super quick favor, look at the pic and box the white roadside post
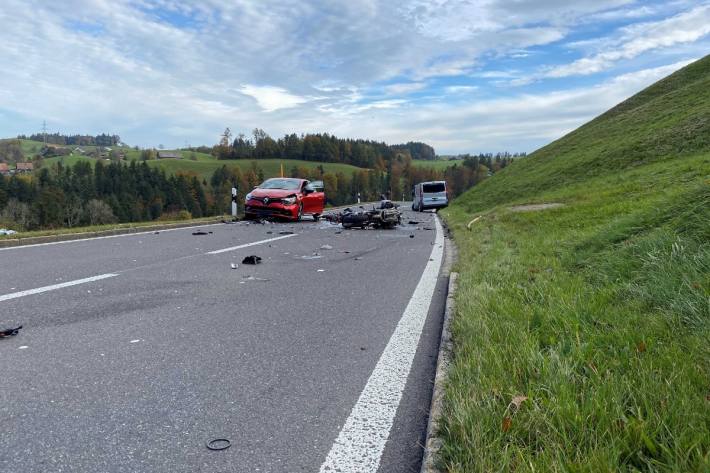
[231,187,238,218]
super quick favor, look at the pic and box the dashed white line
[205,233,297,254]
[319,215,444,472]
[0,273,118,302]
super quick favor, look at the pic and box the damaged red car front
[244,178,325,221]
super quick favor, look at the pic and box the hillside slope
[460,54,710,211]
[438,56,709,471]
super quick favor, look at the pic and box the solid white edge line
[0,223,225,252]
[319,215,444,473]
[0,273,119,302]
[206,233,297,254]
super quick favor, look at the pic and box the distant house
[15,162,34,173]
[74,147,85,154]
[157,151,182,159]
[0,163,10,175]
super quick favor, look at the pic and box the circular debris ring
[206,438,231,451]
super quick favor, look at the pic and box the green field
[412,158,462,170]
[41,153,368,181]
[438,56,710,471]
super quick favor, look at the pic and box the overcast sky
[0,0,708,154]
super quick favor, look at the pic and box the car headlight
[245,192,253,201]
[282,196,297,205]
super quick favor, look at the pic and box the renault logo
[263,197,269,205]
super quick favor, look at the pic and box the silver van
[412,181,448,212]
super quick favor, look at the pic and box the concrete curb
[421,226,458,473]
[0,219,224,248]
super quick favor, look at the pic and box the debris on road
[242,255,262,265]
[242,275,270,282]
[408,220,419,225]
[230,263,238,269]
[192,230,213,236]
[206,439,231,451]
[278,231,294,235]
[317,269,325,272]
[410,234,415,238]
[320,244,333,250]
[0,325,22,338]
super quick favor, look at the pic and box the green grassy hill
[439,56,710,471]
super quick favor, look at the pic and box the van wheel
[418,202,424,212]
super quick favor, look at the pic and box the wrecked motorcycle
[325,200,402,229]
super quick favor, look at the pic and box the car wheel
[296,203,303,221]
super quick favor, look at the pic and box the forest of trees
[0,161,207,230]
[16,133,121,147]
[212,128,436,168]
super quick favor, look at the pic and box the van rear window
[423,183,445,193]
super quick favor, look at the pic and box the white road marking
[0,274,118,302]
[0,223,224,252]
[205,234,297,254]
[319,215,444,472]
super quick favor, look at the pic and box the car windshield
[423,183,446,193]
[259,179,301,190]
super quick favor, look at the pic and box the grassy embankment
[438,55,710,471]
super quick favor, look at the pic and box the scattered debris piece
[243,275,270,282]
[408,220,419,225]
[324,200,402,229]
[467,216,482,230]
[409,234,415,239]
[206,439,231,451]
[334,231,342,234]
[320,244,333,250]
[423,227,434,230]
[230,263,238,269]
[154,231,160,235]
[300,254,322,260]
[192,230,211,236]
[354,257,362,261]
[266,231,273,234]
[129,339,140,343]
[317,269,325,272]
[510,395,528,410]
[0,325,22,338]
[18,346,28,350]
[242,255,262,265]
[279,231,294,235]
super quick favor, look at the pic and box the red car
[244,178,325,221]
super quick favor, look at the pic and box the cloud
[547,4,710,77]
[239,85,310,112]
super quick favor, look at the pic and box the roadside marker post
[231,187,238,217]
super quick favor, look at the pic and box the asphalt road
[0,205,449,473]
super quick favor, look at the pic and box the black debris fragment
[408,220,419,225]
[409,234,415,238]
[192,230,210,236]
[242,255,262,265]
[206,439,231,451]
[0,325,22,338]
[266,231,273,234]
[278,231,294,235]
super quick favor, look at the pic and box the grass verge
[437,152,710,471]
